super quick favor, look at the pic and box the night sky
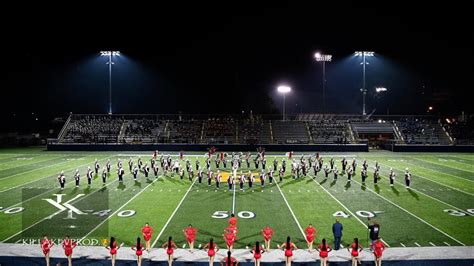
[2,1,472,130]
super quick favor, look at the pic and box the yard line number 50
[212,211,255,219]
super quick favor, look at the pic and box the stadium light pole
[277,85,291,121]
[314,52,332,116]
[355,51,374,116]
[100,51,120,115]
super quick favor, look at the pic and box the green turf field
[0,147,472,250]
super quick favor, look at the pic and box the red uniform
[224,257,237,266]
[226,225,238,235]
[351,243,360,257]
[253,247,262,259]
[224,233,236,247]
[185,227,197,243]
[228,216,237,226]
[133,244,144,256]
[318,244,329,258]
[141,225,154,241]
[109,241,117,255]
[62,239,77,257]
[305,226,317,242]
[207,243,216,257]
[284,243,294,257]
[373,241,385,258]
[41,239,53,255]
[166,241,175,255]
[262,227,274,241]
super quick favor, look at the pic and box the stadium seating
[202,117,237,144]
[271,121,310,144]
[396,118,451,145]
[442,117,474,145]
[62,115,124,143]
[308,119,351,144]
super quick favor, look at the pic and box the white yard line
[79,176,163,242]
[444,242,451,246]
[232,177,237,214]
[274,181,307,238]
[403,160,474,183]
[151,178,197,248]
[3,177,120,242]
[414,242,421,247]
[351,179,465,246]
[400,243,406,247]
[429,242,436,246]
[0,155,112,194]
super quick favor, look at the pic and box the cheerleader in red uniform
[347,238,363,266]
[221,250,238,266]
[223,231,237,251]
[141,222,154,251]
[316,238,332,266]
[183,224,198,251]
[41,235,54,266]
[250,241,265,266]
[62,235,77,266]
[162,236,177,266]
[304,224,317,251]
[280,236,297,266]
[228,213,237,228]
[105,237,122,266]
[373,237,386,266]
[261,225,274,251]
[131,237,145,266]
[204,238,219,266]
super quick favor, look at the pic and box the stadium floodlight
[355,51,375,116]
[314,52,332,116]
[375,87,387,93]
[100,50,121,115]
[277,85,291,121]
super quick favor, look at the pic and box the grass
[0,147,472,249]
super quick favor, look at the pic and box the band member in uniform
[228,174,234,190]
[254,157,259,169]
[273,159,278,171]
[143,163,150,178]
[105,236,122,266]
[141,222,154,251]
[215,157,220,169]
[189,168,194,181]
[196,159,200,170]
[348,238,363,266]
[251,241,264,266]
[198,167,204,184]
[318,157,324,170]
[118,166,125,182]
[102,167,107,184]
[347,167,353,181]
[280,236,297,266]
[179,167,185,180]
[204,238,219,266]
[133,165,139,180]
[373,168,380,184]
[305,224,317,251]
[372,237,386,266]
[162,236,177,266]
[208,170,213,186]
[206,157,211,170]
[153,163,159,177]
[288,151,293,160]
[351,158,357,175]
[341,157,347,173]
[94,159,100,174]
[268,168,274,184]
[132,237,145,266]
[248,171,254,189]
[117,159,123,169]
[216,170,221,189]
[58,171,66,190]
[260,170,266,187]
[87,167,93,186]
[74,169,80,187]
[262,225,274,251]
[389,168,396,186]
[317,239,332,266]
[279,167,284,182]
[333,167,339,180]
[179,151,184,160]
[329,158,335,170]
[262,158,267,170]
[323,164,330,179]
[361,168,367,183]
[183,224,198,251]
[106,159,111,173]
[405,168,412,188]
[238,171,246,191]
[138,157,143,169]
[282,159,287,172]
[223,157,228,169]
[245,153,251,168]
[41,235,54,266]
[362,160,368,171]
[128,157,134,172]
[62,235,77,266]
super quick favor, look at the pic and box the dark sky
[2,1,473,126]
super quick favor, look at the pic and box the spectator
[332,219,343,250]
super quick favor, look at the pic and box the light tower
[355,51,374,116]
[277,85,292,121]
[100,51,121,114]
[314,52,332,115]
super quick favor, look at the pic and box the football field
[0,147,473,250]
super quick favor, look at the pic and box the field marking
[416,157,474,174]
[0,155,113,194]
[444,242,451,246]
[376,161,474,197]
[429,242,436,246]
[232,178,236,214]
[401,160,474,184]
[2,176,121,242]
[373,164,474,216]
[79,176,163,243]
[400,243,406,247]
[0,156,117,211]
[308,175,390,247]
[414,242,421,247]
[151,178,198,248]
[0,155,85,181]
[351,179,465,246]
[274,181,307,238]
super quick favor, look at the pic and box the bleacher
[238,118,272,145]
[396,118,451,145]
[122,118,166,144]
[308,119,350,144]
[271,121,309,144]
[166,120,202,144]
[61,115,123,143]
[443,118,474,145]
[202,117,236,144]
